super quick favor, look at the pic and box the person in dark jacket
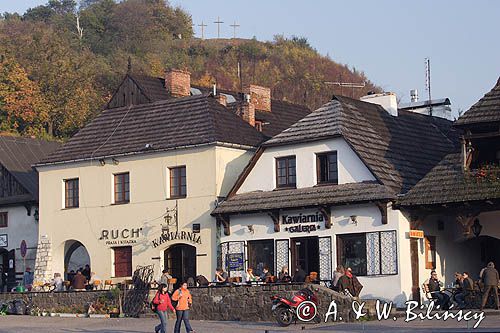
[153,283,175,333]
[480,262,499,310]
[292,266,307,283]
[338,267,363,297]
[455,272,474,309]
[423,270,448,308]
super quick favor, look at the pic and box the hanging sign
[409,230,424,239]
[281,211,324,233]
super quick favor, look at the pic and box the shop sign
[151,230,202,248]
[409,230,424,239]
[227,253,244,271]
[281,212,324,233]
[99,228,142,245]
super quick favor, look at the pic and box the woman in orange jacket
[171,281,195,333]
[153,283,175,333]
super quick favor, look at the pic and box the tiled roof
[38,94,266,165]
[264,96,459,193]
[455,77,500,126]
[212,181,394,215]
[0,135,60,201]
[125,75,311,137]
[397,153,500,206]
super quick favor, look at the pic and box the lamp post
[162,201,178,235]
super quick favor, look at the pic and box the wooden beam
[267,210,280,232]
[376,202,388,225]
[216,214,231,236]
[319,205,331,229]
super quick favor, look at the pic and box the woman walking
[172,281,196,333]
[153,283,175,333]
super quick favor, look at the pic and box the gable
[107,76,152,109]
[0,164,30,199]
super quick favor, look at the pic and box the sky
[2,0,500,115]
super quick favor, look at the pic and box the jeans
[174,310,193,333]
[430,291,448,309]
[481,285,499,309]
[155,310,168,333]
[454,292,466,308]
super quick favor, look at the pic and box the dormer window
[466,137,500,170]
[317,151,338,184]
[276,156,296,188]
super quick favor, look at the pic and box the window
[169,166,186,198]
[64,178,79,208]
[276,156,296,188]
[425,236,436,269]
[114,246,132,277]
[317,152,338,184]
[337,231,398,276]
[114,172,130,204]
[0,212,7,228]
[248,239,275,276]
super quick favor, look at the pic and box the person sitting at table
[86,272,100,290]
[23,267,34,291]
[71,270,87,291]
[52,273,64,292]
[260,267,272,282]
[244,268,259,283]
[214,267,228,285]
[292,265,307,283]
[455,271,474,309]
[423,270,448,308]
[278,266,292,283]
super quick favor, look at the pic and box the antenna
[214,16,224,39]
[198,21,207,39]
[230,21,240,39]
[425,58,432,116]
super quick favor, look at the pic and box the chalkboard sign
[227,253,244,271]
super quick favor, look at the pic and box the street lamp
[471,218,482,237]
[161,202,178,235]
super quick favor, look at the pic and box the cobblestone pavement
[0,314,499,333]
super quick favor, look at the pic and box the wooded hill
[0,0,380,139]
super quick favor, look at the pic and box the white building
[0,136,59,290]
[33,69,310,285]
[213,93,459,305]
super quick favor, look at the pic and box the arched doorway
[64,240,90,280]
[164,244,196,289]
[478,236,500,270]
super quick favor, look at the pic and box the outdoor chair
[93,279,101,290]
[104,280,113,290]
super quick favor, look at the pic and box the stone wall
[155,284,353,322]
[0,290,115,312]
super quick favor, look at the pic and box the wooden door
[114,246,132,277]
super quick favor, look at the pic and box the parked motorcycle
[271,288,320,327]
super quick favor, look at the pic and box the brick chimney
[240,101,255,127]
[165,69,191,97]
[244,84,271,112]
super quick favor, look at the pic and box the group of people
[52,264,100,291]
[423,262,500,310]
[152,280,195,333]
[213,265,321,285]
[331,265,363,297]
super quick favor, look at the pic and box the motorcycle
[270,288,320,327]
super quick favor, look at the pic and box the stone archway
[64,240,90,279]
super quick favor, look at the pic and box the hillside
[0,0,380,139]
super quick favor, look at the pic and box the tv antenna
[198,21,207,39]
[214,16,224,39]
[230,21,240,39]
[425,57,432,115]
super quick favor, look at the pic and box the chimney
[243,84,271,112]
[215,94,227,107]
[165,69,191,97]
[360,92,398,116]
[410,89,419,102]
[240,101,255,127]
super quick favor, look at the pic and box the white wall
[0,205,38,272]
[221,203,412,306]
[237,137,376,193]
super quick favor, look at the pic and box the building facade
[0,136,59,289]
[213,94,459,305]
